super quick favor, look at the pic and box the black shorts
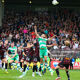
[19,55,24,61]
[58,62,69,69]
[0,51,6,60]
[19,56,24,61]
[0,56,5,60]
[24,56,33,63]
[33,56,40,63]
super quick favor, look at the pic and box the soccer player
[18,45,24,71]
[0,40,8,73]
[32,39,42,77]
[55,57,70,80]
[34,25,55,76]
[7,42,21,70]
[42,45,55,74]
[19,42,34,78]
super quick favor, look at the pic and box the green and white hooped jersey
[38,37,48,49]
[8,46,17,56]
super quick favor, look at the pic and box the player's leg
[40,58,44,72]
[40,49,44,73]
[32,57,37,77]
[1,57,4,70]
[15,55,21,70]
[8,58,14,69]
[55,66,61,80]
[65,65,70,80]
[71,63,73,70]
[38,66,42,76]
[20,59,24,71]
[19,56,30,78]
[15,60,20,70]
[9,59,14,70]
[37,57,42,76]
[44,50,54,75]
[72,64,73,70]
[23,62,27,72]
[44,56,47,73]
[70,64,71,70]
[32,62,37,77]
[2,62,4,69]
[1,54,5,69]
[19,55,24,69]
[55,62,62,80]
[19,61,28,78]
[44,56,54,75]
[65,69,70,80]
[9,62,11,69]
[32,58,42,77]
[35,62,41,76]
[2,58,8,73]
[44,49,48,70]
[39,65,41,72]
[8,57,12,69]
[2,58,7,70]
[40,49,47,75]
[9,55,15,67]
[20,61,22,69]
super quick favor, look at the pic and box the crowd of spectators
[0,8,80,50]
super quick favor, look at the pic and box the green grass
[0,69,80,80]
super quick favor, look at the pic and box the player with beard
[34,25,55,76]
[19,41,34,78]
[0,40,8,73]
[32,39,42,77]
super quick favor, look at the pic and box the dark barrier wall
[5,4,80,13]
[4,0,80,12]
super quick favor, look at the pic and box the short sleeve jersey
[38,37,48,49]
[8,46,17,55]
[62,57,70,64]
[18,49,24,56]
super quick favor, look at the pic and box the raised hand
[34,25,37,29]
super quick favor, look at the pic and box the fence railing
[49,49,80,58]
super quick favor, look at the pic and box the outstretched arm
[34,25,40,38]
[48,35,56,41]
[24,44,34,49]
[47,44,53,47]
[46,43,56,47]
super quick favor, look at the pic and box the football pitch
[0,69,80,80]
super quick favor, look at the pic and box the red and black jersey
[62,57,70,64]
[18,50,23,57]
[24,47,34,57]
[0,46,3,55]
[18,50,24,60]
[0,45,8,59]
[1,45,8,52]
[0,45,8,54]
[58,57,70,69]
[34,42,39,57]
[24,48,30,56]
